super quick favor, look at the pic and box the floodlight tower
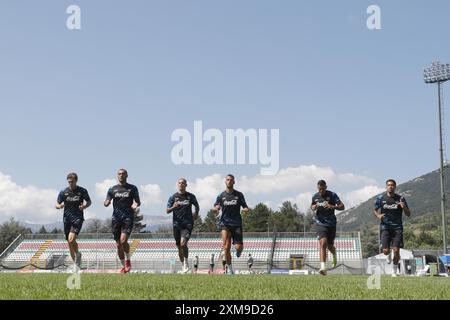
[423,61,450,254]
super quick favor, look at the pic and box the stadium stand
[0,232,363,274]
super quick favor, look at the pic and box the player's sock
[125,252,131,260]
[320,262,326,270]
[120,259,125,267]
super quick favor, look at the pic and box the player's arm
[166,195,179,214]
[373,197,384,221]
[104,188,113,207]
[310,197,317,211]
[55,191,64,209]
[80,190,92,211]
[333,194,345,211]
[192,195,200,220]
[240,193,249,213]
[131,186,141,211]
[399,197,411,217]
[213,195,221,214]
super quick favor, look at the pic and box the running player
[193,255,199,274]
[56,172,91,271]
[166,178,200,273]
[213,174,249,275]
[373,179,411,277]
[104,169,141,273]
[209,253,215,274]
[247,253,254,272]
[311,180,345,275]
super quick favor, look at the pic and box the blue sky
[0,0,449,223]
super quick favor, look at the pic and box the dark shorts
[64,218,83,240]
[173,224,193,246]
[381,228,403,249]
[112,216,134,242]
[222,225,243,245]
[315,224,336,246]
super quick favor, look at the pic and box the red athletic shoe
[120,267,126,274]
[124,260,131,273]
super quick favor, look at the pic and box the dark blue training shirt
[106,183,140,219]
[214,190,248,227]
[167,191,199,228]
[311,190,342,227]
[374,193,408,230]
[57,186,91,222]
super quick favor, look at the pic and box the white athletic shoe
[182,262,190,274]
[392,264,400,277]
[226,265,234,275]
[385,252,392,264]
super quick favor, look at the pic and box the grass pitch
[0,273,448,300]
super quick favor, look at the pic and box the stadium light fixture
[423,61,450,254]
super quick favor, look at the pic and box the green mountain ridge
[338,166,450,232]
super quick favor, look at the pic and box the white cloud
[140,184,163,206]
[342,185,384,209]
[180,165,381,216]
[0,172,59,224]
[238,165,376,195]
[95,178,116,198]
[187,174,223,214]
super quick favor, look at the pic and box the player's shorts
[64,218,83,240]
[173,224,193,246]
[112,215,134,242]
[315,224,336,246]
[380,228,403,249]
[221,225,243,245]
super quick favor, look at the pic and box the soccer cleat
[331,253,337,268]
[120,267,126,274]
[319,268,327,276]
[124,260,131,273]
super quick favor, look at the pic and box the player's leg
[316,224,329,275]
[180,226,192,273]
[327,227,337,268]
[121,217,134,273]
[221,228,232,264]
[232,226,244,258]
[319,237,328,275]
[64,221,76,262]
[391,229,403,276]
[112,218,125,272]
[174,227,184,264]
[222,228,234,274]
[381,229,392,264]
